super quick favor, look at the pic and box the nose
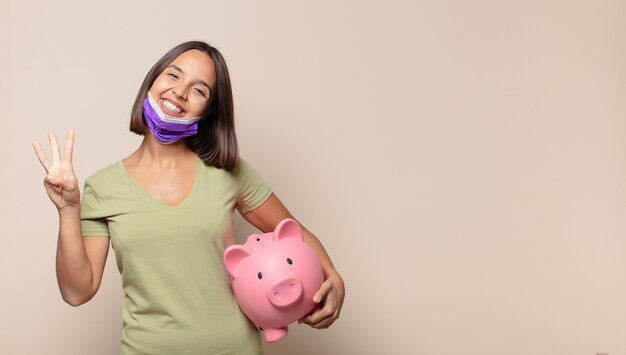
[267,276,303,308]
[172,83,188,100]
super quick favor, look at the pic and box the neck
[131,132,195,167]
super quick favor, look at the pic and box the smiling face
[149,49,216,119]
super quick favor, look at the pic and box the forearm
[56,205,93,306]
[241,194,341,278]
[301,226,340,278]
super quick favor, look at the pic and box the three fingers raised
[32,129,75,174]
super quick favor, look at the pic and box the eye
[257,272,263,280]
[167,73,179,80]
[287,258,293,265]
[256,238,260,242]
[193,88,207,97]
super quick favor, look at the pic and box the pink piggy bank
[223,218,324,342]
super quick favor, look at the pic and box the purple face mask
[142,92,202,144]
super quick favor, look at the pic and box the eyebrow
[166,64,212,92]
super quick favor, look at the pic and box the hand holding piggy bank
[224,218,324,342]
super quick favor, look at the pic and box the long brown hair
[129,41,238,171]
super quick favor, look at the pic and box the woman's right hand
[33,130,80,212]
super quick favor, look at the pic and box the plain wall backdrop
[1,0,625,354]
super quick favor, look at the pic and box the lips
[159,98,186,117]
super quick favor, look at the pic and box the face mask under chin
[142,92,202,144]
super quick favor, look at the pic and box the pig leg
[264,327,288,342]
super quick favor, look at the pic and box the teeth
[163,100,182,114]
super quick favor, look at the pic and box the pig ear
[224,245,253,277]
[273,218,304,241]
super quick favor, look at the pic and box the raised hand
[33,130,80,211]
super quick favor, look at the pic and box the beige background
[1,0,625,354]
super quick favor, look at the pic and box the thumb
[43,176,59,195]
[47,173,76,192]
[59,173,77,192]
[313,280,332,303]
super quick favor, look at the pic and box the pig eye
[257,272,263,279]
[256,238,260,241]
[287,258,293,265]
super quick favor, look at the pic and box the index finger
[300,300,334,327]
[63,129,75,164]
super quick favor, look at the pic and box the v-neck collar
[118,156,202,209]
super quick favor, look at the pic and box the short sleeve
[235,158,273,213]
[80,178,110,237]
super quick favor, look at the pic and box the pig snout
[267,275,303,308]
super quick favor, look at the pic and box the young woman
[33,41,345,354]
